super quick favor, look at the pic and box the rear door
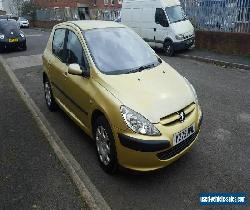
[49,28,69,105]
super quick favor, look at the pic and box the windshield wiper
[127,62,158,74]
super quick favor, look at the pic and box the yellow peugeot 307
[42,20,202,173]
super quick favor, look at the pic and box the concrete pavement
[0,63,86,209]
[177,49,250,70]
[1,28,249,210]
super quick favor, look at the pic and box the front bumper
[20,23,29,27]
[0,39,26,49]
[173,37,195,51]
[115,105,202,171]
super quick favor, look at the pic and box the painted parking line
[25,34,43,37]
[6,54,42,70]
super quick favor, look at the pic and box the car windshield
[0,20,19,32]
[165,5,187,23]
[83,27,160,75]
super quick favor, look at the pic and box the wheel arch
[91,109,107,137]
[43,72,47,84]
[164,37,173,45]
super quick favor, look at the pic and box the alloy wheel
[96,125,111,166]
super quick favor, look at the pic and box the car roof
[0,19,17,24]
[60,20,126,31]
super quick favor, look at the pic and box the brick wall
[30,20,62,29]
[34,0,91,9]
[93,0,122,9]
[195,31,250,56]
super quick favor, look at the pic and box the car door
[49,28,69,106]
[63,29,92,130]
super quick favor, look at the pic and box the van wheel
[164,40,174,56]
[44,77,58,111]
[94,116,118,174]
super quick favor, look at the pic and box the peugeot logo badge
[10,31,14,35]
[177,111,186,123]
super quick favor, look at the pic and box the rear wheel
[163,40,174,56]
[44,77,58,111]
[94,116,118,174]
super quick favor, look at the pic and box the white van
[121,0,195,56]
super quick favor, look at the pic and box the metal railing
[181,0,250,33]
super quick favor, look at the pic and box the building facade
[34,0,122,21]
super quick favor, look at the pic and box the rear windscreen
[0,20,19,33]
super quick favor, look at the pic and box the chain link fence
[181,0,250,33]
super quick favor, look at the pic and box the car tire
[23,44,27,51]
[94,116,118,174]
[43,77,58,112]
[163,40,174,57]
[0,44,4,53]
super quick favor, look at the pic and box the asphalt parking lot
[1,28,249,210]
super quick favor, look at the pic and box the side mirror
[68,64,82,75]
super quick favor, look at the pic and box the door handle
[154,28,156,31]
[63,72,68,78]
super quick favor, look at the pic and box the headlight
[20,33,25,38]
[184,77,198,103]
[175,34,184,40]
[0,34,4,39]
[120,105,161,136]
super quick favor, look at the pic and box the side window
[66,30,86,69]
[52,28,66,62]
[155,8,169,27]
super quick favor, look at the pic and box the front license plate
[173,124,195,146]
[9,38,18,43]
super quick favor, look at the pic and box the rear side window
[65,30,86,69]
[52,28,66,62]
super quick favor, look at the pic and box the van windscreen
[165,6,187,23]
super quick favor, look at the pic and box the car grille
[160,102,196,126]
[156,132,198,160]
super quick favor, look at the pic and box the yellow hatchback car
[42,20,202,173]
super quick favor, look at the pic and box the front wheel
[163,40,174,56]
[94,116,118,174]
[0,45,4,53]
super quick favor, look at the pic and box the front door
[154,8,170,48]
[64,29,91,130]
